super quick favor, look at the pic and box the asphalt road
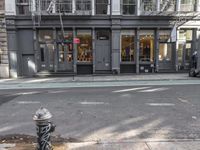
[0,83,200,143]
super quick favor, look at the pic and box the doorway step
[36,70,75,77]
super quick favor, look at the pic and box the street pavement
[0,73,199,90]
[0,73,200,150]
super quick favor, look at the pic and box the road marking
[139,88,168,93]
[16,91,41,95]
[146,103,175,106]
[79,102,109,105]
[17,101,40,104]
[112,87,150,93]
[178,97,190,104]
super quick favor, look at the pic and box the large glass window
[77,30,92,62]
[16,0,30,15]
[121,31,135,62]
[57,31,73,62]
[159,30,172,61]
[76,0,91,11]
[178,29,193,69]
[96,0,110,15]
[141,0,156,11]
[139,30,154,62]
[160,0,176,11]
[122,0,136,15]
[180,0,195,11]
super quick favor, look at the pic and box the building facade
[3,0,200,77]
[0,0,9,78]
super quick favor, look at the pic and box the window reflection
[139,31,154,62]
[121,33,135,62]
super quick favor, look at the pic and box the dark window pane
[40,48,45,62]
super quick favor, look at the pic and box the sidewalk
[0,73,197,84]
[1,140,200,150]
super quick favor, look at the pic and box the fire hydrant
[33,107,55,150]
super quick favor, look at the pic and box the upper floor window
[0,0,4,11]
[16,0,30,15]
[56,0,72,13]
[122,0,136,15]
[180,0,195,11]
[76,0,91,11]
[160,0,176,11]
[96,0,110,15]
[141,0,156,12]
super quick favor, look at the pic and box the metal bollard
[33,107,55,150]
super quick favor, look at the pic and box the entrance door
[39,43,54,71]
[158,43,174,70]
[57,44,73,71]
[178,42,192,70]
[95,30,111,71]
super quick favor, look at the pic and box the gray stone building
[0,0,9,78]
[3,0,200,77]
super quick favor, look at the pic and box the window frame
[120,30,136,63]
[95,0,110,15]
[16,0,30,15]
[121,0,136,15]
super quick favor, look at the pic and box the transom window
[122,0,136,15]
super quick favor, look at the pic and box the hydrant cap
[33,107,52,121]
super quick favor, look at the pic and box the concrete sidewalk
[0,73,197,84]
[1,140,200,150]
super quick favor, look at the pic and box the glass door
[178,42,192,70]
[58,43,73,71]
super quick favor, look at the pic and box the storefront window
[139,30,154,62]
[121,31,135,62]
[185,43,191,61]
[76,0,91,11]
[141,0,156,11]
[96,0,110,15]
[159,44,172,61]
[180,0,195,11]
[39,30,54,42]
[160,0,175,11]
[77,30,92,62]
[159,30,172,61]
[57,31,73,62]
[122,0,136,15]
